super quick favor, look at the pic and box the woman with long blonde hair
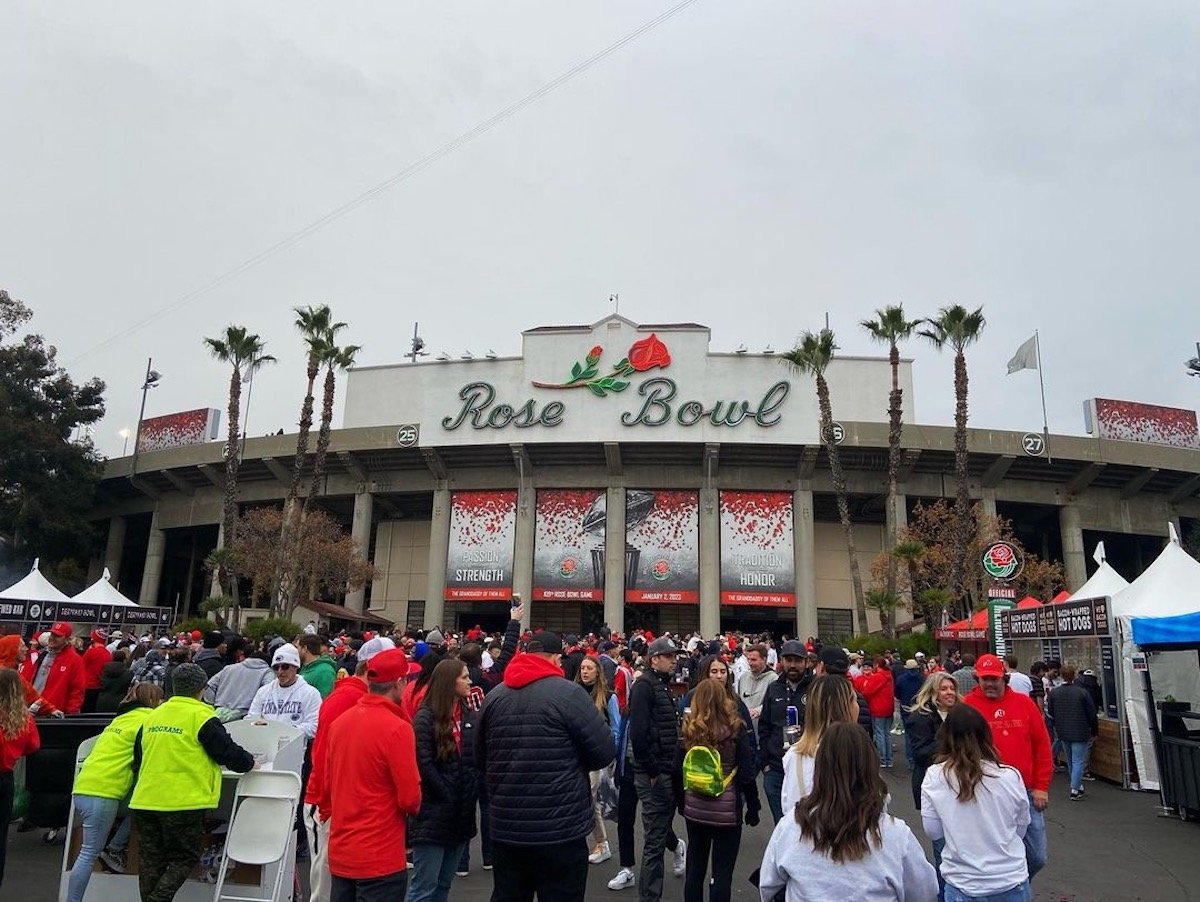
[0,667,40,888]
[679,679,760,901]
[576,655,621,865]
[780,676,858,814]
[904,671,960,808]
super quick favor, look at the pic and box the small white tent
[0,559,69,602]
[1112,525,1200,791]
[72,569,139,607]
[1067,542,1130,601]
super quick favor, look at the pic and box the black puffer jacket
[1048,681,1098,742]
[95,662,133,713]
[476,654,615,845]
[904,704,943,808]
[629,668,679,778]
[410,704,479,845]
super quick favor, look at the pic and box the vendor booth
[0,558,70,621]
[0,567,173,635]
[934,608,990,658]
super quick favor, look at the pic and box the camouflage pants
[133,809,206,902]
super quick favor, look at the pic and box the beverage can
[786,705,798,727]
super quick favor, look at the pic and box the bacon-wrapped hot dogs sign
[444,490,517,601]
[719,490,796,606]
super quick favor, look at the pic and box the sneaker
[672,838,686,878]
[100,848,128,873]
[455,869,469,877]
[608,867,636,891]
[589,841,612,864]
[16,819,35,833]
[1070,790,1083,801]
[1083,772,1096,782]
[483,863,493,871]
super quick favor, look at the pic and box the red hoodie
[964,685,1053,793]
[305,676,369,817]
[82,641,112,690]
[0,636,59,716]
[857,670,896,718]
[1,712,39,772]
[502,651,564,688]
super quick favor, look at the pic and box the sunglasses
[273,664,296,672]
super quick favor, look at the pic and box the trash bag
[10,758,29,822]
[598,765,620,822]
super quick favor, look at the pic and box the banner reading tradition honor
[444,490,517,601]
[533,489,606,601]
[719,490,795,606]
[624,490,700,604]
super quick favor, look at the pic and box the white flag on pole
[1006,334,1038,374]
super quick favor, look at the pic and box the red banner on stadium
[532,489,605,601]
[625,490,699,605]
[719,490,795,606]
[444,490,516,601]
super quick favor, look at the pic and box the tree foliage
[0,290,106,567]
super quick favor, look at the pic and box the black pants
[616,765,679,868]
[490,838,588,902]
[0,770,13,887]
[331,868,408,901]
[134,809,206,902]
[683,820,741,902]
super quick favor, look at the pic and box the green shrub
[832,632,938,660]
[242,617,301,642]
[173,617,215,635]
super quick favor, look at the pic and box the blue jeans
[902,718,916,768]
[407,842,467,902]
[457,786,491,871]
[1065,740,1089,793]
[944,880,1031,902]
[1024,793,1047,878]
[763,767,784,824]
[872,717,893,765]
[67,794,123,902]
[932,837,946,902]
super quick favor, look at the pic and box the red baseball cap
[366,649,410,684]
[190,630,203,641]
[49,622,73,638]
[976,654,1005,678]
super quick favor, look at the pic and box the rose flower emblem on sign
[533,334,672,397]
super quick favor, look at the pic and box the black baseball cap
[818,646,850,675]
[527,631,564,655]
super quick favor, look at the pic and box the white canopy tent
[1112,525,1200,791]
[71,568,139,607]
[0,559,69,602]
[1067,541,1130,601]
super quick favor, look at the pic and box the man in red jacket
[964,653,1053,879]
[321,648,420,900]
[81,630,112,712]
[31,623,86,715]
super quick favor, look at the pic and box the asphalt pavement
[10,766,1200,901]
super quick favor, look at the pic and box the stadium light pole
[129,358,162,478]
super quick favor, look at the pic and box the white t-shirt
[766,646,778,667]
[920,761,1030,896]
[759,809,938,902]
[780,750,816,815]
[248,675,322,739]
[1007,671,1033,696]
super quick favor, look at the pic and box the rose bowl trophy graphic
[624,490,700,604]
[532,489,606,601]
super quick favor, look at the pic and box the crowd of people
[0,607,1103,901]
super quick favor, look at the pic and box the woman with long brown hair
[0,667,40,888]
[759,722,937,900]
[921,704,1030,902]
[780,675,859,814]
[679,678,760,901]
[410,658,478,902]
[576,654,621,864]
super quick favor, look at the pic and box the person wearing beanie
[248,644,322,739]
[320,648,421,898]
[192,632,228,680]
[130,664,255,901]
[81,630,113,713]
[425,629,446,649]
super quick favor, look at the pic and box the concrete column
[604,486,626,636]
[794,488,819,642]
[699,487,720,638]
[345,491,374,612]
[103,516,126,581]
[209,521,224,598]
[513,482,534,631]
[139,509,166,605]
[980,489,998,521]
[424,488,451,629]
[1060,504,1087,591]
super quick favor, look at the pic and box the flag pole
[1035,330,1051,463]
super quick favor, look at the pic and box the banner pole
[1035,330,1052,463]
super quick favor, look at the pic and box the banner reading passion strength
[533,489,606,601]
[625,490,699,604]
[444,490,517,601]
[719,490,796,606]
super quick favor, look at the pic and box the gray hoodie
[205,657,273,714]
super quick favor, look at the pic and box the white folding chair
[213,770,302,902]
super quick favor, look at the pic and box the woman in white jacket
[759,723,938,901]
[780,676,859,815]
[920,704,1030,902]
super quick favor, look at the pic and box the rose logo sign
[982,541,1024,581]
[533,334,672,397]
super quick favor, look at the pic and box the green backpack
[682,744,735,798]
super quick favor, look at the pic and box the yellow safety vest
[129,695,223,812]
[73,705,156,800]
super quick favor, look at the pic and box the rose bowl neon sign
[440,334,790,432]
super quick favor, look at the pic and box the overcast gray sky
[3,2,1197,458]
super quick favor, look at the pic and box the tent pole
[1141,662,1175,816]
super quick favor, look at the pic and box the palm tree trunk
[222,366,242,627]
[951,349,971,619]
[275,359,318,616]
[818,374,866,632]
[306,366,337,503]
[884,341,903,634]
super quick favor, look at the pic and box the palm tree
[918,304,986,617]
[203,326,275,620]
[782,329,867,632]
[861,305,919,632]
[307,343,362,502]
[287,305,345,507]
[892,538,927,620]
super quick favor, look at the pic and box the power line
[70,0,705,364]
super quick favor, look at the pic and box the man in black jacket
[757,640,813,823]
[476,629,614,901]
[627,637,684,902]
[810,646,872,734]
[1047,664,1098,800]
